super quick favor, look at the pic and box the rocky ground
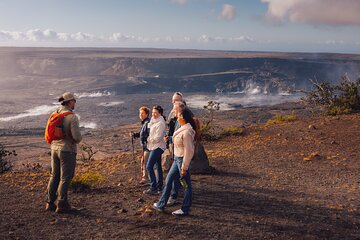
[0,107,359,240]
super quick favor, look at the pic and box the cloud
[262,0,360,26]
[0,31,26,41]
[71,32,96,41]
[0,29,98,42]
[198,34,214,43]
[0,28,258,49]
[165,36,173,42]
[231,36,255,43]
[323,40,345,45]
[220,4,236,21]
[0,31,13,41]
[198,34,255,43]
[109,33,135,42]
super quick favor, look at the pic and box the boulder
[190,142,212,174]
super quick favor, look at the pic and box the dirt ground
[0,109,359,240]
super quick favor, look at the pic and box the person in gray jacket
[45,92,82,213]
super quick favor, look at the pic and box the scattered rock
[118,208,127,213]
[308,125,316,130]
[50,219,58,225]
[137,198,145,203]
[303,152,321,161]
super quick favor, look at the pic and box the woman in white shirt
[143,105,166,195]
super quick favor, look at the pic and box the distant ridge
[0,46,359,60]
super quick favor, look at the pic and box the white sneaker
[172,209,187,216]
[167,198,177,206]
[152,202,164,212]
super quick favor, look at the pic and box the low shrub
[303,75,360,115]
[201,132,221,141]
[221,126,245,137]
[79,143,98,162]
[70,172,104,191]
[0,144,16,174]
[22,162,43,172]
[265,113,297,127]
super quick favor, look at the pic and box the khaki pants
[46,150,76,204]
[141,150,150,179]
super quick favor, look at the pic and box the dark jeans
[46,150,76,204]
[157,156,192,214]
[146,148,164,192]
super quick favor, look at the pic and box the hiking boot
[45,202,56,211]
[166,197,177,207]
[55,201,72,214]
[172,209,188,216]
[152,202,164,212]
[143,189,158,195]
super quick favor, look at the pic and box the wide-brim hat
[59,92,76,103]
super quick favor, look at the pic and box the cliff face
[0,48,359,94]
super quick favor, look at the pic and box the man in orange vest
[45,92,82,213]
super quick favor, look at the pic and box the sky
[0,0,359,53]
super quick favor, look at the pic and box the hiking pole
[130,131,136,163]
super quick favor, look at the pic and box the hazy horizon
[1,46,360,55]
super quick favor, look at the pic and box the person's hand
[129,132,134,138]
[181,168,187,177]
[164,135,169,142]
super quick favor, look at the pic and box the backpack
[44,111,74,144]
[192,117,201,144]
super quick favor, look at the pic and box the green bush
[303,75,360,115]
[265,113,297,127]
[200,122,211,135]
[327,105,351,115]
[221,126,245,137]
[70,172,104,191]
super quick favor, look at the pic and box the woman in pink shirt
[153,108,195,216]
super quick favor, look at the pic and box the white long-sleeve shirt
[147,116,166,151]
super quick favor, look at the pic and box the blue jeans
[146,148,164,191]
[171,177,180,200]
[157,156,192,214]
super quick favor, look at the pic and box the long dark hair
[153,105,166,121]
[180,108,196,131]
